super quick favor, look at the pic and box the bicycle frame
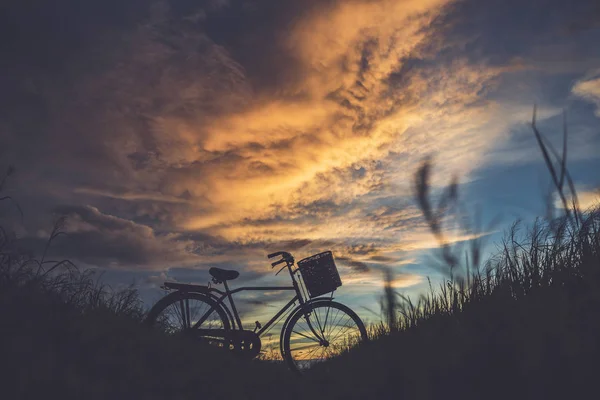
[150,252,367,370]
[191,261,310,337]
[197,284,300,336]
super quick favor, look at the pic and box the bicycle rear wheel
[282,300,367,373]
[146,292,230,345]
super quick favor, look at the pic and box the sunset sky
[1,0,599,327]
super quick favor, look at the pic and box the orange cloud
[159,2,514,242]
[343,273,424,292]
[9,0,523,277]
[555,189,600,211]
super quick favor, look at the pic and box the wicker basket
[297,251,342,298]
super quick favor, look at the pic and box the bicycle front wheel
[282,300,367,373]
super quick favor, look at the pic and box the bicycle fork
[302,310,329,347]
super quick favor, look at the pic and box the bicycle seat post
[222,280,242,330]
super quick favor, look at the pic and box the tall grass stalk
[376,108,598,336]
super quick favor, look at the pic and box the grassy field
[3,201,598,399]
[310,203,600,399]
[2,117,599,399]
[0,238,299,399]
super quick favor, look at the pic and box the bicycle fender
[278,297,335,357]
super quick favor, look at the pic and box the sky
[1,0,599,328]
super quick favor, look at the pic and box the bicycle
[145,250,368,373]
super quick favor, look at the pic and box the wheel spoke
[185,298,191,328]
[292,329,321,343]
[192,307,216,329]
[302,342,324,360]
[326,309,341,338]
[323,304,332,335]
[290,343,320,352]
[285,302,366,371]
[328,319,354,342]
[328,320,356,345]
[179,299,188,329]
[150,294,228,336]
[312,308,325,337]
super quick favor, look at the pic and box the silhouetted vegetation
[310,204,600,399]
[0,168,300,399]
[2,110,600,399]
[304,110,600,399]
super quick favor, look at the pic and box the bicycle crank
[227,330,262,359]
[191,329,262,359]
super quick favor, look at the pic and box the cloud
[554,188,600,211]
[176,12,514,236]
[336,256,370,273]
[1,0,599,305]
[74,187,192,204]
[33,205,200,269]
[573,70,600,116]
[145,271,170,288]
[577,190,600,210]
[343,272,424,292]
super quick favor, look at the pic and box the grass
[306,110,600,399]
[0,195,302,398]
[310,109,600,399]
[311,204,600,399]
[2,111,600,399]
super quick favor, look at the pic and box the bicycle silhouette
[146,251,368,373]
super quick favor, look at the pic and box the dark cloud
[199,0,340,91]
[266,239,312,251]
[0,0,150,75]
[17,205,197,269]
[336,256,370,273]
[566,4,600,34]
[434,0,600,66]
[244,299,278,308]
[342,244,378,256]
[368,255,397,263]
[364,205,425,232]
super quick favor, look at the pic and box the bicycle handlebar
[268,251,292,260]
[271,259,286,268]
[268,251,294,270]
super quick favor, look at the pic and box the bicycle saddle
[209,267,239,282]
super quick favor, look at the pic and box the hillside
[2,204,599,399]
